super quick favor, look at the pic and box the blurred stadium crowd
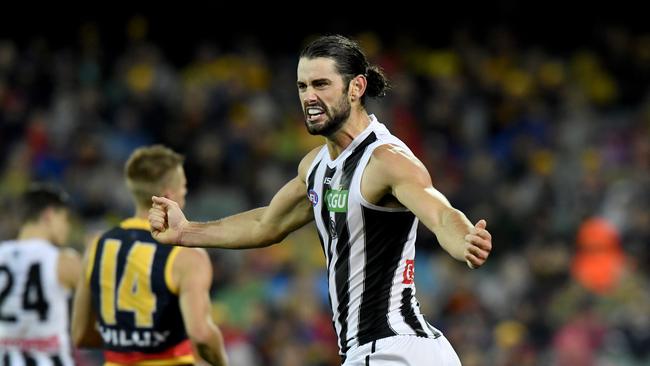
[1,16,649,366]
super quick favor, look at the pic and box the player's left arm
[57,248,82,289]
[71,239,103,347]
[367,145,492,268]
[175,248,228,366]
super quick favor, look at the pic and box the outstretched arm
[149,148,319,249]
[367,145,492,268]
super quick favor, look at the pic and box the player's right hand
[464,219,492,269]
[149,196,188,245]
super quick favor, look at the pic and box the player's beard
[304,93,351,137]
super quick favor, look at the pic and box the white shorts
[343,335,462,366]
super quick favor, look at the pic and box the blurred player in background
[0,184,81,365]
[72,145,227,366]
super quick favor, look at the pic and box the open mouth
[306,106,325,122]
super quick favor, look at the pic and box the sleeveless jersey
[86,218,194,365]
[306,115,441,355]
[0,239,74,365]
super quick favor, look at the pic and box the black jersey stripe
[51,355,63,366]
[22,352,36,366]
[357,207,416,345]
[307,160,321,190]
[400,288,428,337]
[319,164,338,349]
[320,166,337,269]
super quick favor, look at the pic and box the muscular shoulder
[371,144,420,165]
[298,145,324,181]
[172,247,212,289]
[175,247,210,267]
[368,144,430,185]
[59,247,82,260]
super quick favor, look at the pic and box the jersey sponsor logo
[402,259,415,284]
[323,177,332,185]
[308,189,319,207]
[325,189,348,212]
[99,326,170,347]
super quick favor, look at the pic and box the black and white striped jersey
[0,239,74,366]
[306,115,440,356]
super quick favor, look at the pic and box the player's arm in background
[57,247,82,290]
[149,147,320,249]
[174,247,228,366]
[71,239,103,347]
[366,145,492,269]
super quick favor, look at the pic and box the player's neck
[133,207,150,221]
[326,109,370,160]
[18,224,50,242]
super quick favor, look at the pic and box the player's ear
[40,206,55,223]
[160,187,170,199]
[349,75,367,101]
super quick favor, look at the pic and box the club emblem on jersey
[307,189,319,207]
[403,259,415,284]
[325,189,348,212]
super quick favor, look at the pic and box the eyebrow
[297,78,330,85]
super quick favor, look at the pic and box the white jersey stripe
[307,152,330,264]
